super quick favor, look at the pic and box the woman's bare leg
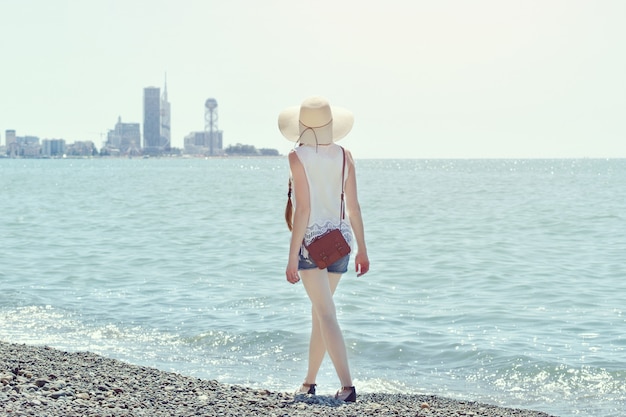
[300,269,352,388]
[304,272,342,385]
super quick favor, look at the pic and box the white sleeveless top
[294,144,353,254]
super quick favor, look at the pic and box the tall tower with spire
[160,73,171,151]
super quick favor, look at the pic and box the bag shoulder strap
[340,146,346,222]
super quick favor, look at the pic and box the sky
[1,0,624,159]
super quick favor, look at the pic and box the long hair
[285,177,294,231]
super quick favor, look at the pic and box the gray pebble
[0,340,558,417]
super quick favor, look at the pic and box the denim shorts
[298,253,350,274]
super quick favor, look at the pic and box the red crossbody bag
[304,147,351,269]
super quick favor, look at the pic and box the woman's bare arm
[344,150,370,277]
[286,150,311,283]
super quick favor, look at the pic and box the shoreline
[1,340,557,416]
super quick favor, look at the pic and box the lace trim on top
[302,220,353,257]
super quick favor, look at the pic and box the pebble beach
[1,341,556,417]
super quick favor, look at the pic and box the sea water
[1,157,624,417]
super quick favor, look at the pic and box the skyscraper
[143,87,161,154]
[160,75,171,151]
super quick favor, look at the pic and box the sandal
[335,386,356,402]
[296,383,316,395]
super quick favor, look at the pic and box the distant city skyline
[2,75,231,157]
[1,1,624,159]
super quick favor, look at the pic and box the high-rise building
[160,75,171,151]
[106,116,141,155]
[41,139,66,157]
[16,135,40,158]
[5,130,16,146]
[143,77,172,155]
[143,87,161,154]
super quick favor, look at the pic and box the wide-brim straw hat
[278,96,354,145]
